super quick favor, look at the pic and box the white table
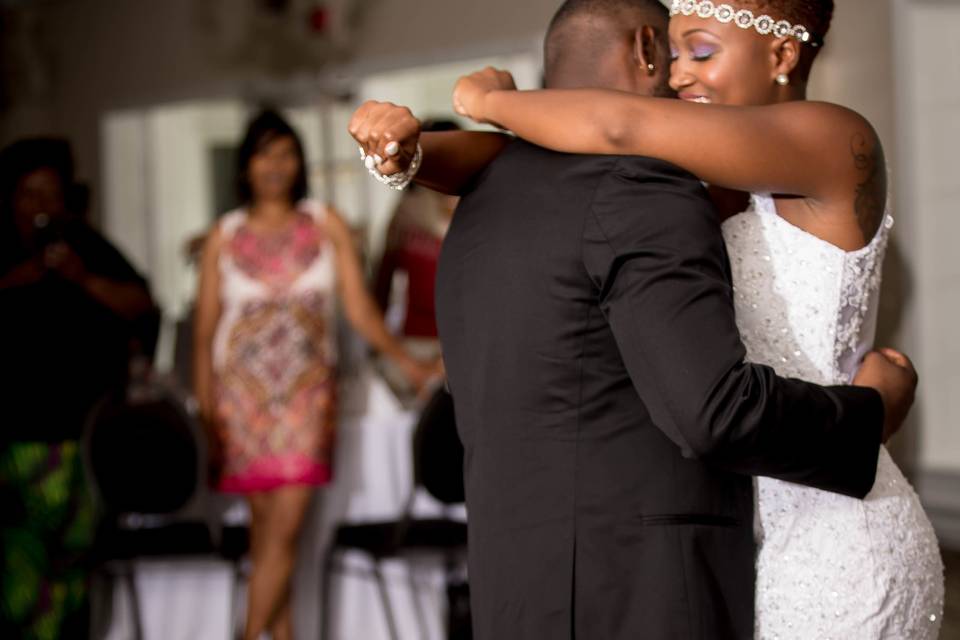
[102,367,463,640]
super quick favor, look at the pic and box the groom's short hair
[544,0,669,87]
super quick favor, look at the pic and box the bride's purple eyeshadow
[691,44,717,60]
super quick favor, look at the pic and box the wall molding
[916,471,960,551]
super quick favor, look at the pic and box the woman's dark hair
[236,109,309,205]
[737,0,833,80]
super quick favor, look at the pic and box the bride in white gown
[441,0,945,637]
[726,192,943,638]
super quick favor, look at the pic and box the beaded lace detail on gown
[722,194,944,640]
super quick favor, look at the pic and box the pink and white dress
[213,201,338,493]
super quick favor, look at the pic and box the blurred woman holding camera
[0,138,154,640]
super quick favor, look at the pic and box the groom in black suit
[349,1,916,638]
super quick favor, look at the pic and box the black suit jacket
[435,140,883,640]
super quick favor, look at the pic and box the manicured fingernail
[385,141,400,156]
[364,156,376,170]
[374,154,384,165]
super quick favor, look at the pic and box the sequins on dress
[213,202,337,493]
[722,194,944,640]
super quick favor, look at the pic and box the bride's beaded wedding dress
[723,193,944,639]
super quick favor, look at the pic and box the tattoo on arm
[850,133,886,241]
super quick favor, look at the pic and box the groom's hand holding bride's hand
[853,348,919,443]
[349,101,422,176]
[452,67,517,125]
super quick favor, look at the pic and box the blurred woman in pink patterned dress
[193,110,438,640]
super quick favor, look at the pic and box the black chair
[84,392,231,640]
[321,388,469,640]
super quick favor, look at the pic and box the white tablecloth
[102,367,463,640]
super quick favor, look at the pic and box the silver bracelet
[358,144,422,191]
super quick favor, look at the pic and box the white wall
[101,112,151,274]
[893,0,960,475]
[808,0,897,162]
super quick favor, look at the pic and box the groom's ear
[633,25,660,76]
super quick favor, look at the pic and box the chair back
[86,394,199,516]
[412,388,464,505]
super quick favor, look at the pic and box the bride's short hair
[742,0,834,44]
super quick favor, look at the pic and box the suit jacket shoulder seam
[579,156,624,287]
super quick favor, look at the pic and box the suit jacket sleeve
[581,157,883,499]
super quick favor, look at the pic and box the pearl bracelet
[358,144,423,191]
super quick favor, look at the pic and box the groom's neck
[545,64,639,95]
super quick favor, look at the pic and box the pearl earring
[776,73,790,86]
[648,63,656,73]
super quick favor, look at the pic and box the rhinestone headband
[670,0,823,48]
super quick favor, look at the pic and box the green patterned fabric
[0,441,96,640]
